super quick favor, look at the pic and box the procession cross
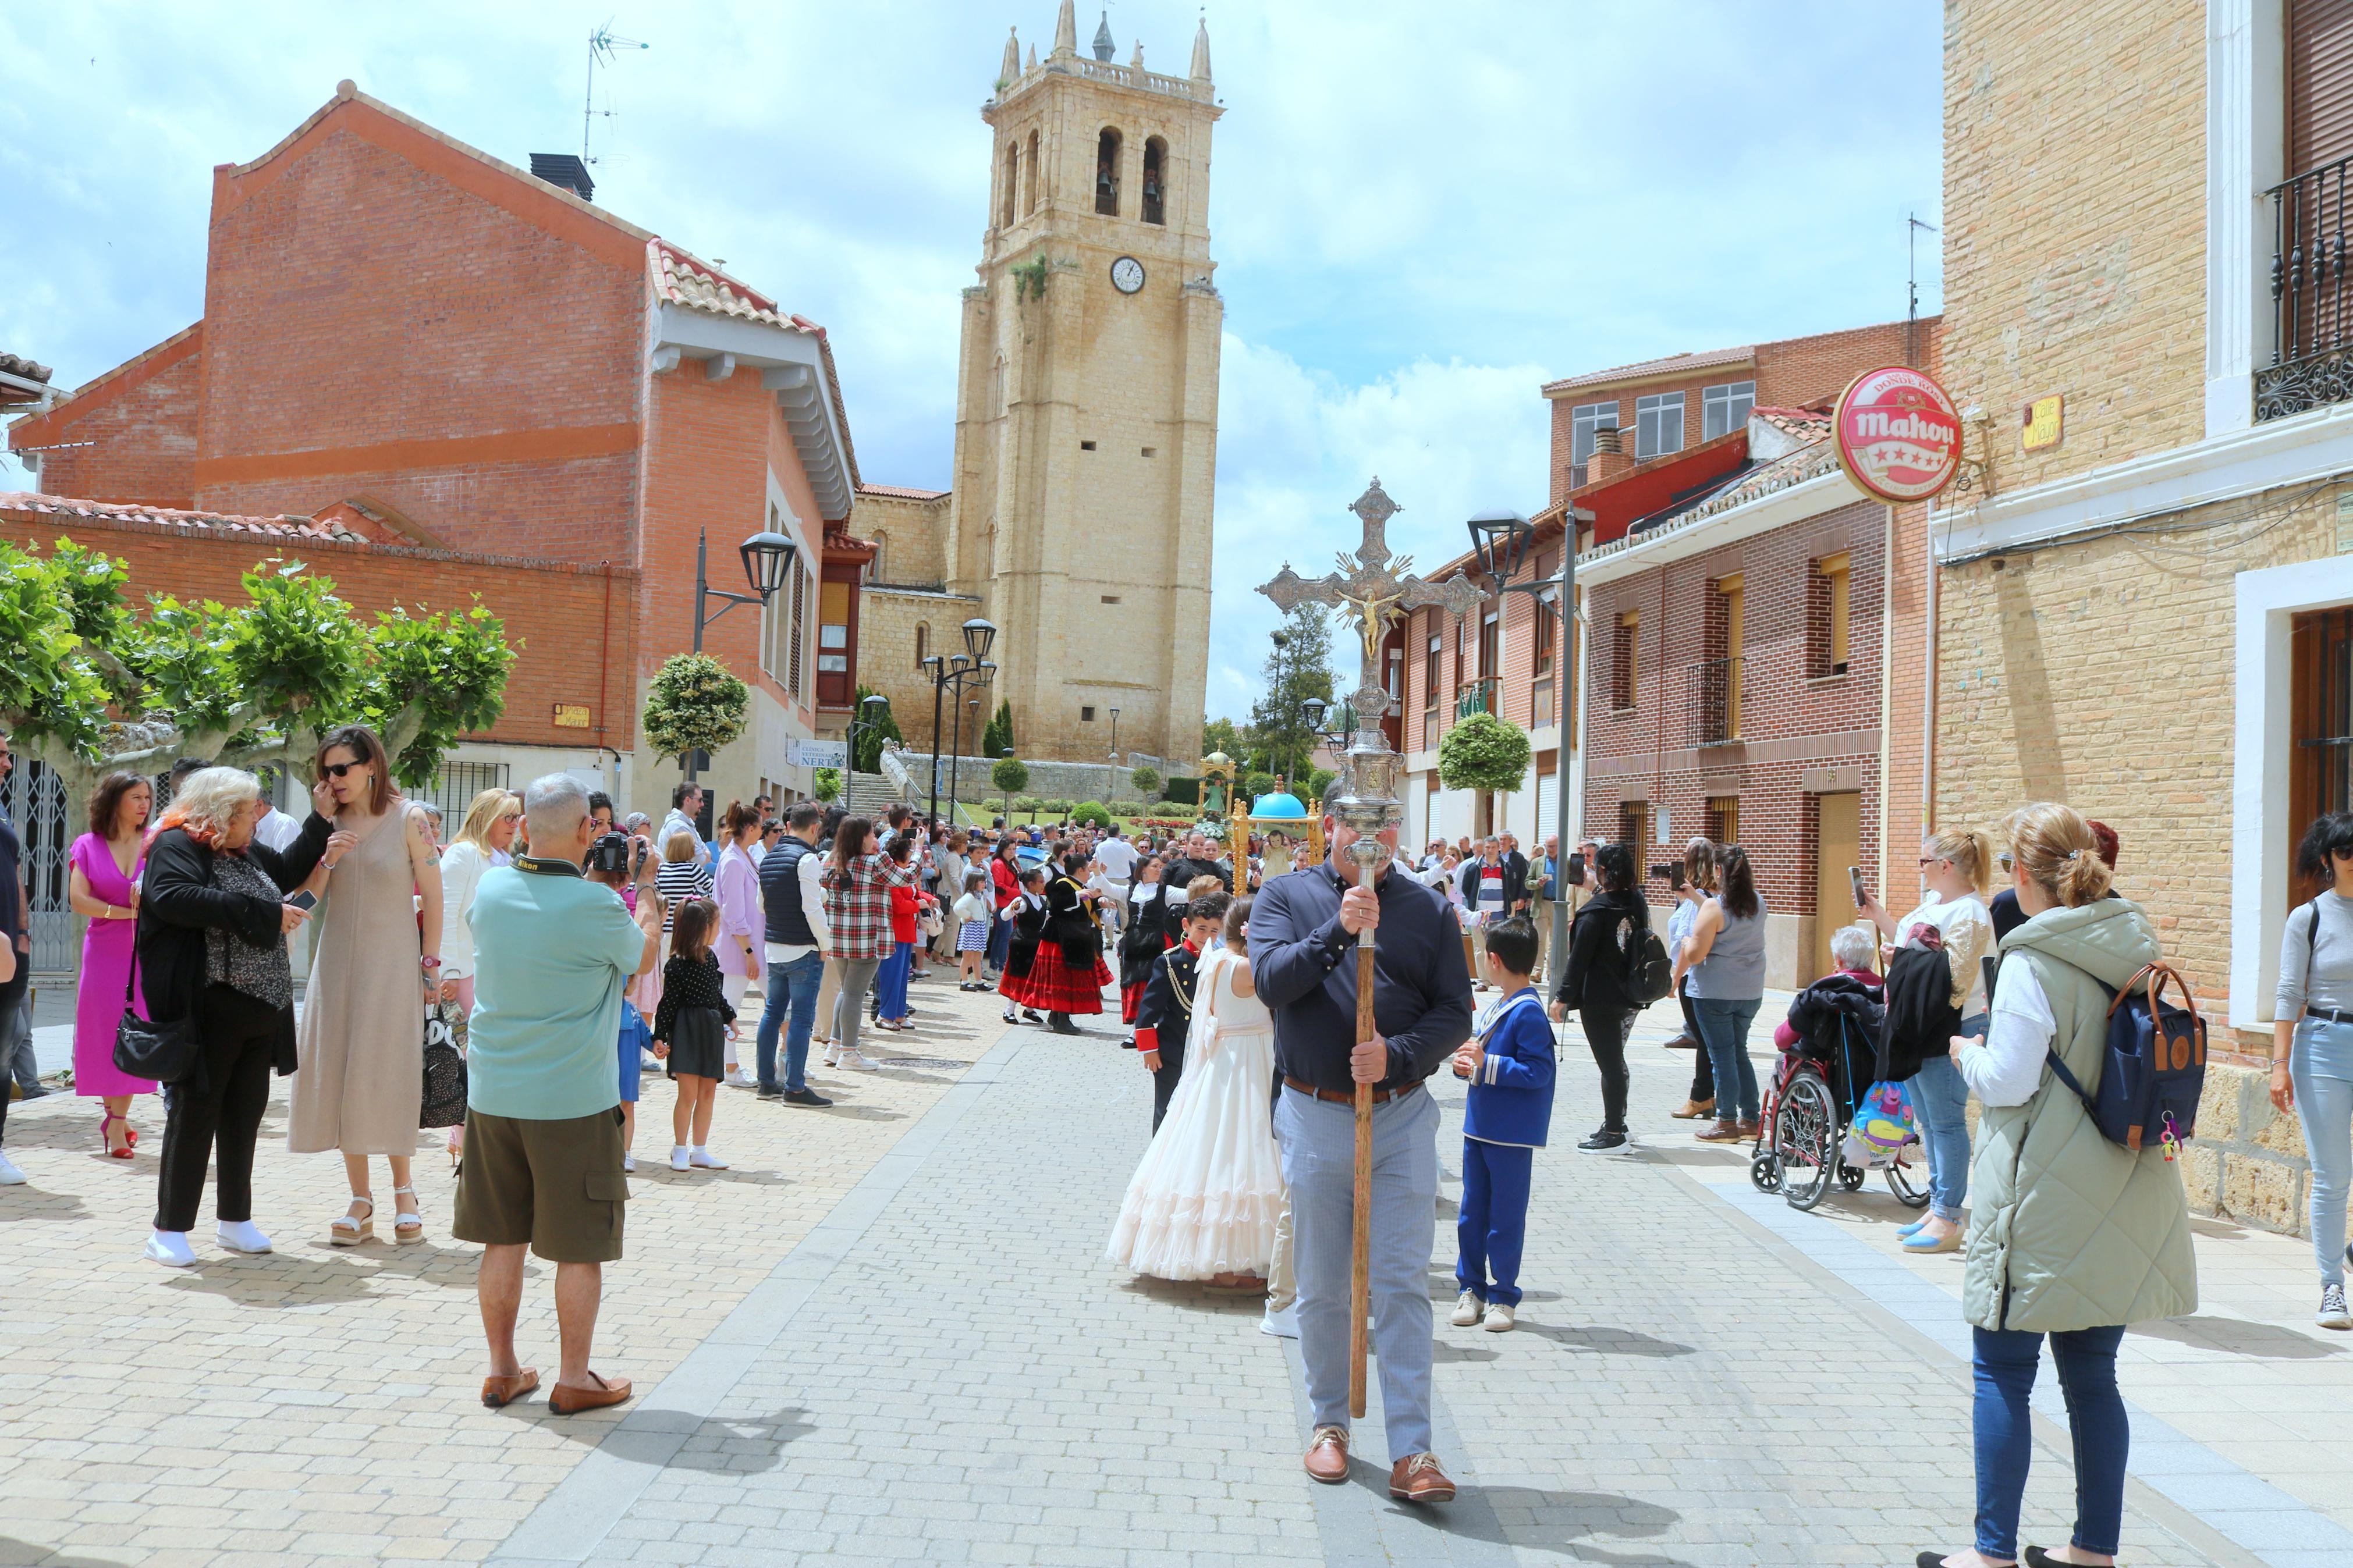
[1259,478,1485,1418]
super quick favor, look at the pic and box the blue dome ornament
[1252,791,1308,820]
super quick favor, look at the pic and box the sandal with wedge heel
[391,1185,424,1243]
[330,1194,374,1247]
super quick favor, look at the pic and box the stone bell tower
[946,1,1223,767]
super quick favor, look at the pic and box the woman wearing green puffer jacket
[1918,802,2195,1568]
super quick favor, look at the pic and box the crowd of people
[0,715,2337,1560]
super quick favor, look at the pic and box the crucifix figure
[1257,477,1485,1421]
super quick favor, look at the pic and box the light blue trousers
[1275,1082,1440,1462]
[2291,1016,2353,1288]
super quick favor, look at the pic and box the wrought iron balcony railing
[2262,154,2353,421]
[1455,676,1498,720]
[1687,657,1740,746]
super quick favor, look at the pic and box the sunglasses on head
[321,760,365,779]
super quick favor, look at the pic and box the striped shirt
[656,858,713,933]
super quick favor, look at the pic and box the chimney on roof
[530,153,595,203]
[1587,425,1633,485]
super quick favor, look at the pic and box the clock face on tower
[1110,256,1146,294]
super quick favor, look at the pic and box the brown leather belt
[1283,1074,1422,1107]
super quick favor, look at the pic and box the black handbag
[420,1002,467,1128]
[112,937,201,1085]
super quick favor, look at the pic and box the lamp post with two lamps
[920,618,998,824]
[845,691,894,777]
[1463,507,1578,972]
[686,524,798,785]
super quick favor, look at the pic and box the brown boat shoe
[1389,1452,1457,1503]
[480,1368,540,1409]
[547,1370,633,1415]
[1693,1118,1746,1143]
[1303,1424,1350,1484]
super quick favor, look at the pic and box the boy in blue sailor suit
[1447,914,1555,1333]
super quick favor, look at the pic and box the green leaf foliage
[642,653,750,766]
[1072,801,1111,829]
[1308,767,1337,801]
[850,683,903,772]
[1128,764,1160,797]
[991,755,1029,795]
[814,767,841,802]
[1162,774,1200,806]
[1438,710,1532,795]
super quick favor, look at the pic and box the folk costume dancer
[998,869,1049,1026]
[1250,815,1475,1504]
[1027,851,1113,1035]
[1134,893,1221,1132]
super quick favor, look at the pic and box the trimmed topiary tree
[1128,763,1161,798]
[1438,710,1532,796]
[1072,800,1112,829]
[643,652,749,771]
[812,767,840,802]
[992,755,1030,796]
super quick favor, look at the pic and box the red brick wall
[11,329,204,509]
[1580,499,1886,922]
[0,509,639,751]
[191,109,648,563]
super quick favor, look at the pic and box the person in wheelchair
[1773,923,1883,1060]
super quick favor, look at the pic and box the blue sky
[0,1,1943,721]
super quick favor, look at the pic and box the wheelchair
[1747,1012,1932,1213]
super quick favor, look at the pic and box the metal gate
[422,762,512,826]
[1,759,72,975]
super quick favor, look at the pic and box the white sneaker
[723,1069,755,1089]
[2321,1282,2351,1330]
[1260,1300,1300,1339]
[622,1153,636,1174]
[1450,1288,1482,1327]
[688,1147,729,1170]
[0,1151,23,1186]
[669,1146,691,1172]
[837,1048,879,1071]
[145,1229,198,1268]
[215,1219,273,1254]
[1482,1300,1516,1333]
[821,1044,842,1069]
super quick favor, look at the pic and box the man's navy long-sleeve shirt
[1248,857,1475,1094]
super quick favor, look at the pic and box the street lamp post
[1106,706,1120,801]
[846,691,893,778]
[687,524,798,785]
[1465,507,1578,974]
[922,618,999,823]
[946,683,991,826]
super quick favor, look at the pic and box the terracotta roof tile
[0,492,367,544]
[650,241,803,330]
[856,483,947,501]
[1542,343,1754,394]
[0,353,52,384]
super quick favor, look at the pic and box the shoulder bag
[113,938,201,1085]
[419,1002,468,1128]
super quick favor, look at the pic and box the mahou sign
[1831,365,1961,503]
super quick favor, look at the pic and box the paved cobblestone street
[5,977,2351,1565]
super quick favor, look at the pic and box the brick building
[6,81,871,827]
[1401,322,1937,987]
[1929,0,2353,1232]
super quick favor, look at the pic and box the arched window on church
[914,621,931,670]
[1094,127,1122,216]
[999,144,1018,229]
[1141,137,1166,225]
[1025,129,1043,214]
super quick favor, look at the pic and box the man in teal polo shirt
[455,774,661,1416]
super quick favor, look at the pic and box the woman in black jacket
[1119,852,1174,1040]
[137,766,342,1268]
[1548,842,1651,1152]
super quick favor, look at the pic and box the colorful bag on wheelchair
[1841,1080,1917,1169]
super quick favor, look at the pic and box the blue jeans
[1912,1033,1976,1221]
[1456,1138,1534,1308]
[876,941,913,1022]
[754,951,826,1094]
[1692,997,1761,1123]
[2292,1016,2353,1287]
[1972,1324,2128,1560]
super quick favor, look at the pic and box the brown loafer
[1389,1452,1456,1503]
[1669,1098,1716,1119]
[480,1368,540,1409]
[1303,1424,1350,1484]
[546,1370,632,1415]
[1694,1119,1748,1143]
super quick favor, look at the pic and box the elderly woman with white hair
[136,765,351,1267]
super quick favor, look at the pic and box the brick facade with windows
[6,82,874,819]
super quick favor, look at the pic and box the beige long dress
[289,805,424,1154]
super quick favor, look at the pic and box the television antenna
[584,20,651,164]
[1905,211,1939,368]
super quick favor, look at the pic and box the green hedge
[1072,801,1112,829]
[1163,775,1200,805]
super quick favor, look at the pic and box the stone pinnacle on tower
[1191,15,1212,84]
[999,26,1020,90]
[1092,10,1115,61]
[1053,0,1077,58]
[1130,39,1144,69]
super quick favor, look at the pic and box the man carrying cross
[1251,479,1479,1502]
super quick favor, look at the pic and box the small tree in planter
[1438,710,1532,803]
[992,755,1030,797]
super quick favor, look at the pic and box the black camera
[586,831,643,879]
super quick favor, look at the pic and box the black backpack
[1879,931,1960,1083]
[1618,910,1674,1005]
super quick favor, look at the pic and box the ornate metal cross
[1261,478,1486,749]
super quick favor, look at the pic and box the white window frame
[1702,380,1755,442]
[1635,392,1684,460]
[1571,400,1619,465]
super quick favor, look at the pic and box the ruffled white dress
[1105,949,1285,1279]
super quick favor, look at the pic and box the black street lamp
[846,691,892,774]
[923,619,999,822]
[687,524,798,784]
[945,664,995,826]
[1106,706,1120,799]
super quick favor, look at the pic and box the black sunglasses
[321,760,365,778]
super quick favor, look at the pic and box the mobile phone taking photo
[1848,866,1867,908]
[285,890,318,912]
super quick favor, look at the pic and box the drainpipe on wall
[1922,502,1938,840]
[1878,503,1897,902]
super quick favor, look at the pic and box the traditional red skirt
[1023,945,1113,1015]
[1120,980,1147,1023]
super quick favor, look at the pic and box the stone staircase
[843,769,902,815]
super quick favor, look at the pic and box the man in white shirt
[753,802,833,1107]
[658,781,709,868]
[747,795,773,868]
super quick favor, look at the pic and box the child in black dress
[999,866,1050,1026]
[654,897,736,1173]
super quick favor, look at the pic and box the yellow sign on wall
[552,703,592,729]
[2022,394,2064,451]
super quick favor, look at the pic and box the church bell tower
[947,2,1223,767]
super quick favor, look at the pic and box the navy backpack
[2042,961,2206,1155]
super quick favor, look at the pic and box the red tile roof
[856,483,947,501]
[0,491,367,543]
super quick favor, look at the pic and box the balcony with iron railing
[1686,656,1741,746]
[2262,154,2353,421]
[1455,676,1498,720]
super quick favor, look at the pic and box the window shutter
[2291,0,2353,176]
[788,568,805,696]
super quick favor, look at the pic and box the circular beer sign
[1831,365,1962,503]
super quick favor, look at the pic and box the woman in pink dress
[69,772,156,1157]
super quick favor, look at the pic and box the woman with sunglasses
[286,725,445,1246]
[2274,811,2353,1330]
